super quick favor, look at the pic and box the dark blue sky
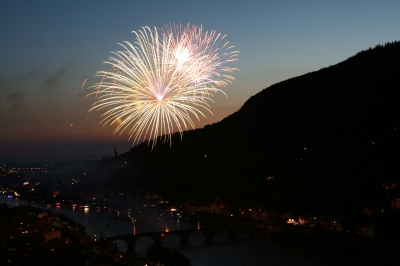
[1,0,399,159]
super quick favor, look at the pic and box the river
[1,195,324,265]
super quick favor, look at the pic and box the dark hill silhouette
[124,41,400,216]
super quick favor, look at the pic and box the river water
[1,195,324,265]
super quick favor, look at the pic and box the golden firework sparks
[88,23,238,148]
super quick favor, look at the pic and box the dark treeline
[123,41,400,217]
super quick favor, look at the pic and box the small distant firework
[88,23,238,147]
[70,123,73,128]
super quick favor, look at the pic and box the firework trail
[82,78,88,88]
[95,72,106,99]
[88,23,238,147]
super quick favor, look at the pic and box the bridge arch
[135,236,156,257]
[162,233,181,248]
[111,239,128,252]
[102,227,269,254]
[187,230,206,246]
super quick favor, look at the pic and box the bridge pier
[179,233,190,246]
[154,236,163,247]
[125,238,137,256]
[228,229,238,241]
[205,231,214,244]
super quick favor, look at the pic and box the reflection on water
[179,238,324,266]
[12,197,20,207]
[0,195,195,239]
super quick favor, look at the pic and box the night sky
[1,0,399,160]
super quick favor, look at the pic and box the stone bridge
[104,227,269,254]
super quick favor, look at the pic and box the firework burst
[88,23,238,147]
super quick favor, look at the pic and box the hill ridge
[126,41,400,214]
